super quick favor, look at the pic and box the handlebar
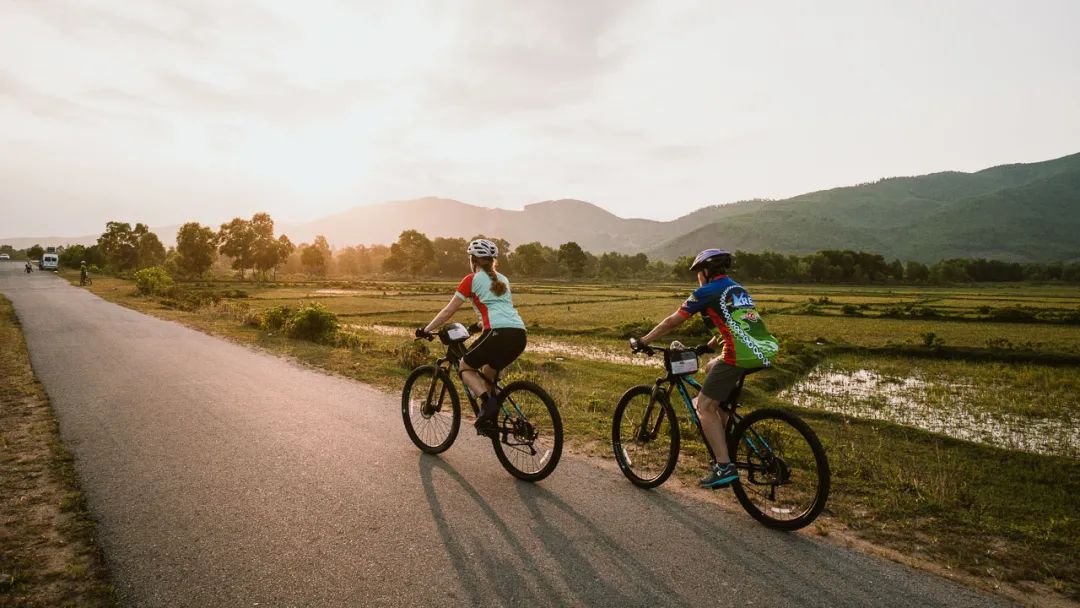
[629,338,712,357]
[415,322,484,342]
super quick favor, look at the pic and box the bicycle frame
[642,347,775,474]
[423,339,534,445]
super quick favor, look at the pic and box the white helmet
[467,239,499,258]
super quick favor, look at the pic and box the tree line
[4,220,1078,284]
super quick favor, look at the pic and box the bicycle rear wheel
[730,408,830,531]
[612,385,680,488]
[491,381,562,482]
[401,365,460,454]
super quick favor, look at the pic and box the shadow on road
[418,454,691,606]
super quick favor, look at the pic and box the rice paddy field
[72,273,1080,601]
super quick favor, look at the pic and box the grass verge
[70,273,1079,603]
[0,295,116,607]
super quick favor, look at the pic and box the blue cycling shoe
[699,462,738,489]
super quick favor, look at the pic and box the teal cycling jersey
[455,272,526,330]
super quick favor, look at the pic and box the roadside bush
[841,304,861,316]
[134,266,174,296]
[334,329,372,350]
[286,302,339,343]
[261,305,293,332]
[396,341,429,369]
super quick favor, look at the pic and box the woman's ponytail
[473,257,507,296]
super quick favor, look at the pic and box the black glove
[629,337,655,356]
[415,327,433,340]
[467,322,483,334]
[694,343,715,356]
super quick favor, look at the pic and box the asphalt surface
[0,262,1013,607]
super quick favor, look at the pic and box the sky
[2,0,1079,238]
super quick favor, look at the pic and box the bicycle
[80,275,92,286]
[612,342,830,530]
[401,322,563,482]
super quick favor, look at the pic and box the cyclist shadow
[634,488,921,606]
[418,454,559,606]
[417,454,688,607]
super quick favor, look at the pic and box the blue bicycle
[612,343,830,530]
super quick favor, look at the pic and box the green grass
[70,272,1080,600]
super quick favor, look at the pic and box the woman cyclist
[416,239,527,435]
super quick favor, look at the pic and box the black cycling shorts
[463,328,527,371]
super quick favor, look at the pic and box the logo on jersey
[731,291,754,308]
[743,310,759,322]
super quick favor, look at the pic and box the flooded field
[782,361,1080,457]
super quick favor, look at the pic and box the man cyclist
[416,239,528,436]
[79,260,88,285]
[631,248,779,489]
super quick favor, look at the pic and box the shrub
[396,341,429,369]
[841,304,861,316]
[261,305,293,331]
[134,266,174,296]
[334,330,371,350]
[987,307,1036,323]
[286,302,339,343]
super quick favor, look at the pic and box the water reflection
[782,368,1078,457]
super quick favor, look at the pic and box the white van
[41,253,59,271]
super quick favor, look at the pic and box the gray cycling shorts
[700,360,745,403]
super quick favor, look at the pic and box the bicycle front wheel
[401,365,460,454]
[612,385,680,488]
[730,408,830,531]
[491,381,562,482]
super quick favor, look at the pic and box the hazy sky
[2,0,1078,238]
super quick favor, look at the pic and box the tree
[134,225,166,269]
[27,244,45,261]
[431,237,470,277]
[97,222,140,270]
[384,230,434,275]
[512,242,552,277]
[300,235,331,276]
[219,217,256,278]
[175,222,220,277]
[248,214,293,280]
[558,242,587,278]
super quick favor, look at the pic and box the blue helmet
[689,248,732,272]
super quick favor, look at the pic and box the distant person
[25,260,32,274]
[630,248,779,489]
[80,260,88,285]
[416,239,527,435]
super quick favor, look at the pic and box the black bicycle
[402,323,563,482]
[612,342,829,530]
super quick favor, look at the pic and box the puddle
[355,324,659,368]
[781,368,1079,457]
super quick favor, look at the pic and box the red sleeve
[455,274,474,299]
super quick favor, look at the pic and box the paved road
[0,262,1012,607]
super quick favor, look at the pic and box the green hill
[650,152,1080,263]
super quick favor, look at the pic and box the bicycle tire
[729,408,830,531]
[612,385,680,488]
[491,380,562,482]
[401,365,460,454]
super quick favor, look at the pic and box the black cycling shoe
[474,396,501,436]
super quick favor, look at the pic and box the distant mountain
[649,152,1080,263]
[290,197,678,253]
[5,153,1077,263]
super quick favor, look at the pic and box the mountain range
[5,152,1078,263]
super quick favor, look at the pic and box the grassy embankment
[0,295,115,607]
[68,272,1080,601]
